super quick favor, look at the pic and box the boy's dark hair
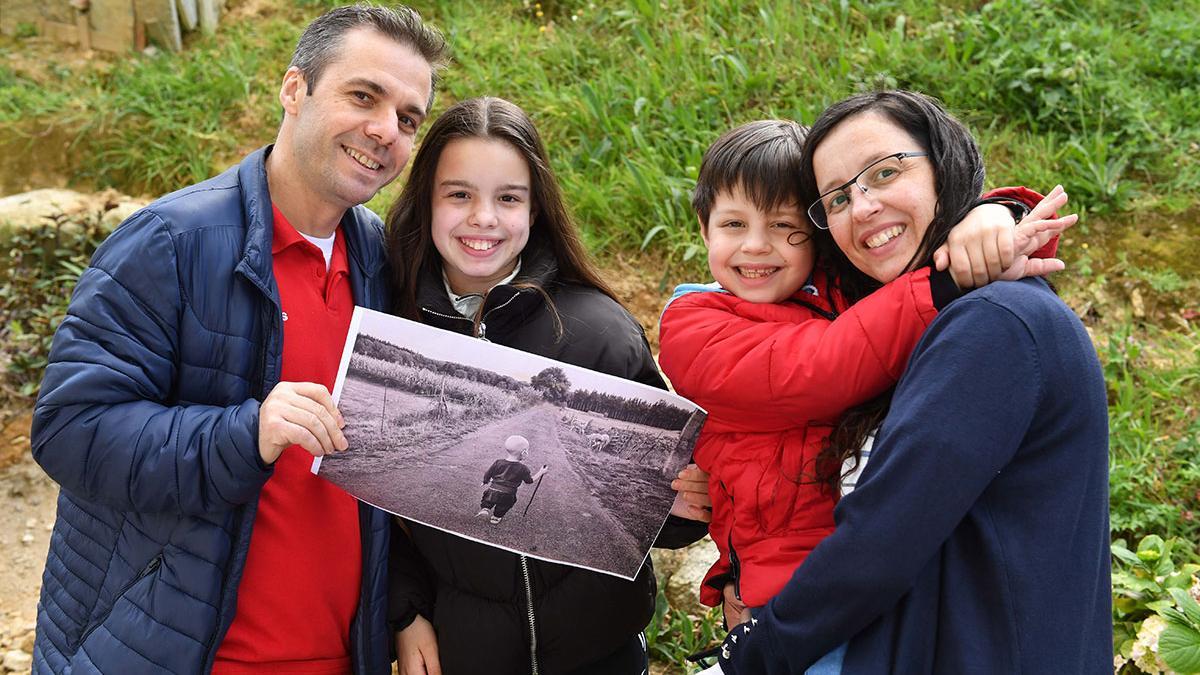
[692,119,809,226]
[289,3,449,111]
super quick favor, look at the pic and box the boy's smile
[701,186,816,304]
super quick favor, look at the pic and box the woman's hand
[396,615,441,675]
[934,185,1077,288]
[670,463,712,522]
[722,581,751,629]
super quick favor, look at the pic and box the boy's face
[701,185,816,304]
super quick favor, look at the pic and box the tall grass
[5,1,1197,256]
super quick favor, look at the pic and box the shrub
[1113,536,1200,674]
[0,211,109,399]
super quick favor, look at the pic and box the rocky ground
[0,411,53,672]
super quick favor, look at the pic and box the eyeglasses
[806,151,928,229]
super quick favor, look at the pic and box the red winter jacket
[659,186,1054,609]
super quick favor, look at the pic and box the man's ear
[697,214,710,246]
[279,66,307,116]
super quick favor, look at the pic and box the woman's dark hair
[385,96,618,327]
[797,90,986,485]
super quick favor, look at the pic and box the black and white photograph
[313,307,706,579]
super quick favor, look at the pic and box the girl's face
[431,137,533,295]
[811,112,937,284]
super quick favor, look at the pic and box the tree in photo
[530,367,570,404]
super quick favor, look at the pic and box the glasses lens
[806,201,829,229]
[862,156,905,191]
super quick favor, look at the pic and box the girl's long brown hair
[385,96,617,325]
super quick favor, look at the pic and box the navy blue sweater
[722,278,1111,674]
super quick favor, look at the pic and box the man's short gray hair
[288,3,448,111]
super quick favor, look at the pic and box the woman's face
[811,111,937,284]
[431,137,533,295]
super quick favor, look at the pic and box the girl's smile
[430,137,533,295]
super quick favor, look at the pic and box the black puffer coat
[388,244,705,674]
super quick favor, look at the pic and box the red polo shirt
[213,206,362,674]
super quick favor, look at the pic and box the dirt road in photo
[320,403,649,577]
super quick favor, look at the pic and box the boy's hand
[722,581,751,629]
[257,381,347,464]
[396,615,441,675]
[670,463,712,522]
[995,185,1077,281]
[933,185,1076,288]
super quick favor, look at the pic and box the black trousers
[480,488,518,517]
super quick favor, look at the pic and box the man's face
[280,27,433,211]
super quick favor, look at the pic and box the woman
[713,90,1111,674]
[383,96,709,675]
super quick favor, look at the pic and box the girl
[714,90,1110,674]
[384,96,709,675]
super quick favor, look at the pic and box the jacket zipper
[77,553,163,647]
[727,531,743,603]
[722,482,743,602]
[520,555,540,675]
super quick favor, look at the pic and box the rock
[662,537,719,617]
[1130,288,1146,319]
[23,518,35,529]
[3,649,32,672]
[20,534,33,545]
[17,630,34,654]
[0,188,147,233]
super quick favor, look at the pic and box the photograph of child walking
[314,307,705,579]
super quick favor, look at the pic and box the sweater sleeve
[31,210,271,515]
[658,268,939,433]
[722,289,1045,673]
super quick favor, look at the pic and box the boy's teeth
[461,238,499,251]
[865,225,905,249]
[738,267,777,279]
[344,147,381,170]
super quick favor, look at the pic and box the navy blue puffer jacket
[30,147,393,673]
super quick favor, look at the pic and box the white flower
[1131,615,1171,673]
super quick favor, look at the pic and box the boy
[477,434,550,524]
[658,119,1058,635]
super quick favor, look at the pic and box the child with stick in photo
[477,435,549,524]
[384,96,710,675]
[657,119,1075,671]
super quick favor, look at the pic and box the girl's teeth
[461,239,498,251]
[866,226,905,249]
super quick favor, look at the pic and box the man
[30,5,446,672]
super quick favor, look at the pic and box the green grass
[6,1,1197,255]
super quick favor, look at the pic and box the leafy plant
[0,211,110,400]
[1112,536,1200,674]
[645,585,723,672]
